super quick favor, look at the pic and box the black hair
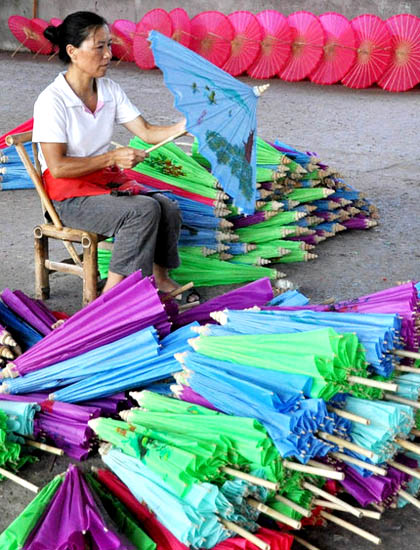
[44,11,108,63]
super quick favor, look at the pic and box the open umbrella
[189,11,234,67]
[8,15,53,56]
[341,14,392,89]
[111,19,136,63]
[222,11,263,76]
[247,10,292,79]
[149,30,269,214]
[309,12,356,85]
[133,9,173,70]
[279,11,325,82]
[169,8,191,47]
[377,14,420,92]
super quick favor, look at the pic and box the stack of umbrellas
[0,142,34,191]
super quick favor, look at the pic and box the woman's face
[67,24,112,78]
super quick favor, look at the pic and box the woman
[32,11,185,295]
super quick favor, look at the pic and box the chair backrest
[6,131,63,229]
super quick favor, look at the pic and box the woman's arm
[40,142,148,179]
[123,115,186,145]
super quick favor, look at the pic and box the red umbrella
[0,118,33,149]
[247,10,292,79]
[49,18,62,27]
[279,10,325,82]
[377,14,420,92]
[8,15,53,56]
[342,14,392,89]
[111,19,136,63]
[133,9,172,70]
[169,8,191,48]
[190,11,234,67]
[309,12,356,85]
[222,11,263,76]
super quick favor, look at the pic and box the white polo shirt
[32,72,141,173]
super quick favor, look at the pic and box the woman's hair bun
[43,25,60,45]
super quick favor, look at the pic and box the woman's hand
[111,147,149,169]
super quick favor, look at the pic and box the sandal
[185,290,201,304]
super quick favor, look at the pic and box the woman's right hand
[111,147,149,169]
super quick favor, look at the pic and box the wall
[1,0,419,51]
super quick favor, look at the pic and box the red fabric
[96,469,188,550]
[52,310,70,321]
[43,166,144,201]
[0,117,34,149]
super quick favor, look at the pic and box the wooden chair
[6,131,107,306]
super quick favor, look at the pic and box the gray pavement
[0,52,419,547]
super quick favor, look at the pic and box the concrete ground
[0,52,419,548]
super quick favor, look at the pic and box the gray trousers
[53,193,181,277]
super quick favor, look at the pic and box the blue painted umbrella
[46,323,199,403]
[101,445,231,549]
[149,30,270,215]
[0,301,43,351]
[0,326,160,396]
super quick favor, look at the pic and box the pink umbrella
[309,12,356,85]
[133,9,173,69]
[190,11,234,67]
[169,8,191,47]
[222,11,263,76]
[111,19,136,62]
[247,10,292,79]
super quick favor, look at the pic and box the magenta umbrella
[2,271,170,379]
[172,277,274,329]
[1,288,56,336]
[23,464,135,549]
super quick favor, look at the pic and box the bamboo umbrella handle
[24,439,64,456]
[220,520,270,550]
[111,129,188,155]
[328,406,370,425]
[313,500,382,520]
[388,459,420,481]
[393,349,420,360]
[397,489,420,510]
[320,511,381,545]
[384,392,420,409]
[411,428,420,437]
[274,494,311,518]
[161,282,194,301]
[302,482,362,518]
[283,460,344,480]
[318,431,375,459]
[394,437,420,455]
[394,365,420,373]
[293,536,321,550]
[330,451,387,476]
[221,467,279,491]
[247,498,301,529]
[0,467,39,493]
[347,375,398,392]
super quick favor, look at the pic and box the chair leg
[34,235,50,300]
[82,234,98,306]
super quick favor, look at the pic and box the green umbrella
[0,410,36,475]
[188,328,372,401]
[170,248,284,287]
[130,136,221,200]
[86,472,157,550]
[286,187,335,203]
[0,474,63,550]
[273,249,318,263]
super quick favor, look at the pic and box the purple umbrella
[1,289,56,336]
[171,383,220,411]
[172,277,274,329]
[81,393,129,416]
[3,271,170,379]
[23,464,135,549]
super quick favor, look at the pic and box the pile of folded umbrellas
[1,275,420,548]
[8,10,420,92]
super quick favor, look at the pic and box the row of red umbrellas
[7,10,420,92]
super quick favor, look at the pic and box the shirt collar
[55,72,113,108]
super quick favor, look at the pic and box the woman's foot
[153,264,180,294]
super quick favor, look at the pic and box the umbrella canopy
[309,12,356,85]
[190,11,234,67]
[133,9,173,70]
[342,14,392,89]
[377,14,420,92]
[222,11,263,76]
[0,301,43,352]
[1,288,55,336]
[0,474,63,550]
[279,11,325,82]
[149,30,265,214]
[169,8,191,47]
[0,400,39,437]
[0,118,33,150]
[111,19,136,62]
[247,10,292,79]
[8,15,53,55]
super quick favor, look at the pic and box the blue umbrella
[1,326,160,395]
[48,323,199,403]
[0,400,40,437]
[267,290,310,307]
[101,446,231,549]
[149,30,267,215]
[0,142,34,190]
[0,301,43,350]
